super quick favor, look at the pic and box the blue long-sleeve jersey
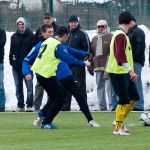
[22,40,87,80]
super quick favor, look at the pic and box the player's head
[40,24,54,39]
[119,11,134,31]
[55,26,70,43]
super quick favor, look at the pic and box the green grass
[0,112,150,150]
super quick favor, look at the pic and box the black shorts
[110,73,139,104]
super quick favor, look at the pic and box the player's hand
[25,75,32,80]
[84,60,91,67]
[129,70,138,81]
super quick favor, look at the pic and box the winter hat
[119,11,133,24]
[69,15,78,22]
[44,12,53,18]
[97,20,108,26]
[16,17,26,26]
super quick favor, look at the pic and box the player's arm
[55,44,90,68]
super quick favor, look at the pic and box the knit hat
[119,11,133,24]
[69,15,78,22]
[97,20,108,26]
[16,17,26,26]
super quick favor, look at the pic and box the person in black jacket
[128,17,145,111]
[9,17,34,112]
[32,12,58,46]
[62,15,91,111]
[0,28,6,112]
[32,12,58,111]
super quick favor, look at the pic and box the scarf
[96,29,110,56]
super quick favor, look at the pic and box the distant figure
[32,12,58,111]
[9,17,34,112]
[0,28,6,112]
[90,20,113,111]
[63,15,91,111]
[128,17,145,111]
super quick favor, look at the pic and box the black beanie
[69,15,78,22]
[119,11,133,24]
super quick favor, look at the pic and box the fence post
[87,2,90,30]
[49,0,53,15]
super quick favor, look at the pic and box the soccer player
[23,25,99,128]
[106,11,139,135]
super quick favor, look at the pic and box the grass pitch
[0,112,150,150]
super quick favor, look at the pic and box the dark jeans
[60,75,93,122]
[37,76,66,124]
[12,68,33,108]
[62,67,87,110]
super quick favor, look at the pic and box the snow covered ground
[4,25,150,111]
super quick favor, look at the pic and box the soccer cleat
[113,128,130,135]
[113,120,129,133]
[41,123,57,129]
[33,118,42,126]
[88,120,100,127]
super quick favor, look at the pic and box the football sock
[115,104,126,130]
[124,100,136,118]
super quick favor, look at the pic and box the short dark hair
[40,24,53,33]
[55,26,70,37]
[119,11,133,24]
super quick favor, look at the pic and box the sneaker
[33,118,42,126]
[15,107,25,112]
[88,120,100,127]
[113,128,130,135]
[113,120,129,133]
[41,123,57,129]
[26,107,34,112]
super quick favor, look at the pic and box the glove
[88,70,94,76]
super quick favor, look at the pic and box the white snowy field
[3,25,150,111]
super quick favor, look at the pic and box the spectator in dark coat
[33,12,58,45]
[62,15,91,111]
[9,17,34,112]
[128,17,145,111]
[32,12,58,111]
[0,28,6,112]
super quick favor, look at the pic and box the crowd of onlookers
[0,11,147,114]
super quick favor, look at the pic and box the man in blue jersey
[23,24,100,128]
